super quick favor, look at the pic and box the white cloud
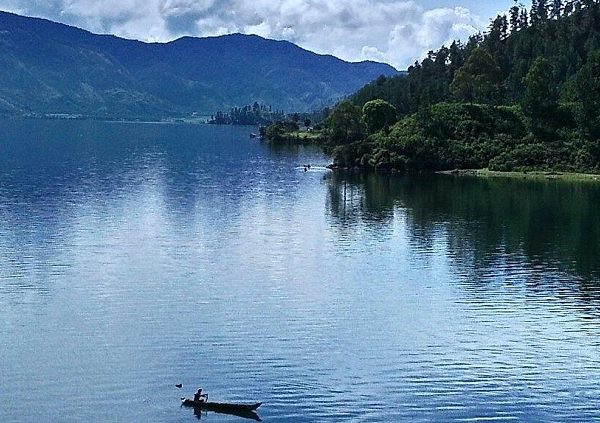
[381,6,481,66]
[0,0,486,68]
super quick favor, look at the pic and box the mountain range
[0,11,397,119]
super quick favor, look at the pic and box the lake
[1,120,600,422]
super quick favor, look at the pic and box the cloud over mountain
[0,0,484,68]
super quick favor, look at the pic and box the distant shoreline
[437,169,600,182]
[2,115,260,125]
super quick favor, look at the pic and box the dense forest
[285,1,600,173]
[208,103,285,125]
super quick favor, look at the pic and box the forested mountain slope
[322,1,600,173]
[0,11,397,118]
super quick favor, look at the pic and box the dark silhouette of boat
[182,399,262,421]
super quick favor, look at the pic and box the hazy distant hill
[0,11,397,119]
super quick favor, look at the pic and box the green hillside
[322,1,600,174]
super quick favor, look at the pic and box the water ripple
[1,122,600,421]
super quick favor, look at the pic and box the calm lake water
[1,120,600,422]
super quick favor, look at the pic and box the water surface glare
[1,120,600,422]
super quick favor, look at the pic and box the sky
[0,1,530,69]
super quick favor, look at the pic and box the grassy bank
[438,169,600,182]
[282,130,323,143]
[261,120,326,145]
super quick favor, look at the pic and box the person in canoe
[193,388,208,403]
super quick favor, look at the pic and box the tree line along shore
[263,1,600,176]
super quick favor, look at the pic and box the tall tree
[448,41,465,74]
[450,48,503,103]
[538,0,550,20]
[326,100,364,144]
[531,0,540,24]
[510,1,521,31]
[575,50,600,139]
[520,6,530,28]
[362,99,397,134]
[522,57,557,115]
[552,0,563,18]
[564,0,574,14]
[521,57,558,139]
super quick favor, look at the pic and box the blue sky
[0,1,531,69]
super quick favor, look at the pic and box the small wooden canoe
[181,399,262,411]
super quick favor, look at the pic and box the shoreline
[438,168,600,182]
[0,116,265,126]
[326,166,600,182]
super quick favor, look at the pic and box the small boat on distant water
[250,133,258,138]
[181,399,262,411]
[182,399,262,421]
